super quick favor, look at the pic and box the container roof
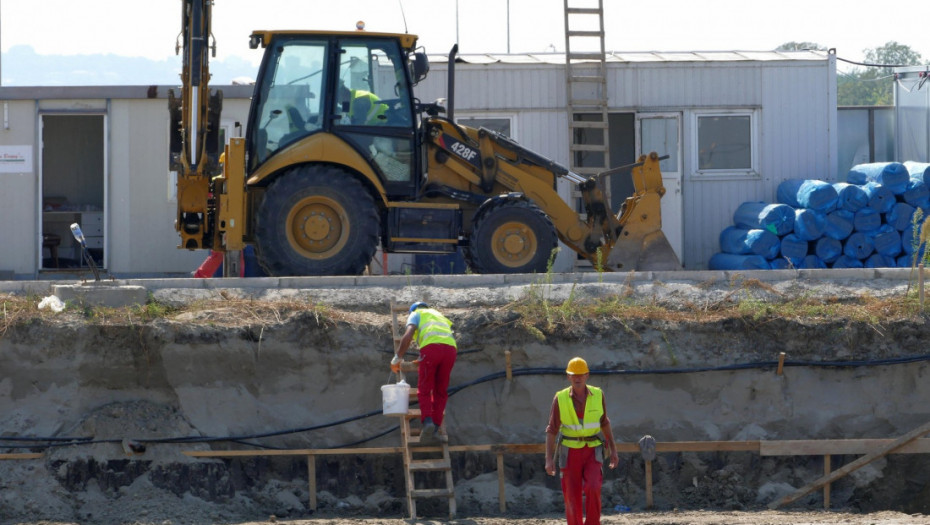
[430,49,829,66]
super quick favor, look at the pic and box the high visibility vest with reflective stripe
[557,386,604,448]
[350,89,387,125]
[414,308,457,349]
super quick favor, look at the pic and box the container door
[39,114,107,272]
[637,113,683,262]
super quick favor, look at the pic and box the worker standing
[391,302,457,443]
[545,357,619,525]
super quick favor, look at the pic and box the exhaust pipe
[447,44,458,121]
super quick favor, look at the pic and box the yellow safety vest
[414,308,457,349]
[350,89,388,125]
[556,386,604,448]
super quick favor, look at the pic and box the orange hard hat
[566,357,589,375]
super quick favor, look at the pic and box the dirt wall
[2,273,930,523]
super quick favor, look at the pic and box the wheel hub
[286,197,348,259]
[492,221,537,267]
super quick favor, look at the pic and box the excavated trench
[3,275,930,523]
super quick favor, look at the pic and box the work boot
[420,418,437,444]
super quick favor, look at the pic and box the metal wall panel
[420,57,836,270]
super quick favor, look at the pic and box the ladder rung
[566,7,603,15]
[571,144,608,152]
[570,167,603,176]
[567,30,604,38]
[569,99,607,107]
[570,120,608,129]
[568,75,604,83]
[409,459,451,471]
[567,52,604,61]
[405,409,421,418]
[411,488,455,498]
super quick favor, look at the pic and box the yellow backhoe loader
[169,0,681,276]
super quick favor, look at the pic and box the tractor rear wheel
[255,165,379,276]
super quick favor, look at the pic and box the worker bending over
[545,357,619,525]
[391,302,457,443]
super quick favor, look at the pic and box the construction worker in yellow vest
[391,302,457,444]
[337,82,388,126]
[545,357,619,525]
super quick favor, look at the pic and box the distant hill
[0,45,256,86]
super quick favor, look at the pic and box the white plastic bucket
[381,380,410,416]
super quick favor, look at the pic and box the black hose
[7,353,930,452]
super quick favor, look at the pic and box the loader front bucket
[604,191,682,271]
[606,227,682,271]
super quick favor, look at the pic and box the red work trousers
[416,343,456,427]
[560,445,603,525]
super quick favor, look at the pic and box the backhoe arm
[169,0,224,250]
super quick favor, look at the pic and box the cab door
[331,37,418,199]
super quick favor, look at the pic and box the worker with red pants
[545,357,619,525]
[392,302,457,443]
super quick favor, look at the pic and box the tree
[838,41,924,106]
[776,42,827,52]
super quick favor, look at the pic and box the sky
[1,0,929,83]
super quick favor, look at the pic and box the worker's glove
[390,354,401,373]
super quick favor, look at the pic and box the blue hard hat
[410,301,429,312]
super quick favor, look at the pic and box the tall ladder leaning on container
[564,0,610,269]
[389,301,456,519]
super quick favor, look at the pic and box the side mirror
[410,52,429,85]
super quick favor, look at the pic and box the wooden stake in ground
[769,419,930,509]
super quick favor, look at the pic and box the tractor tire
[254,165,379,276]
[466,199,558,274]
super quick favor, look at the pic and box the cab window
[248,38,327,170]
[333,39,413,128]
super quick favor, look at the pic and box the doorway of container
[38,113,107,272]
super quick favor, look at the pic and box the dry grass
[0,292,333,338]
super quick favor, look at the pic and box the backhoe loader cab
[173,4,680,276]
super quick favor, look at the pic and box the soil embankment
[2,270,930,524]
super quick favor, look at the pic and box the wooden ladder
[389,302,456,519]
[564,0,610,180]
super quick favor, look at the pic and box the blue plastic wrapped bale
[719,226,780,259]
[769,257,793,270]
[776,179,838,213]
[853,207,881,233]
[824,209,854,240]
[814,237,842,263]
[902,178,930,209]
[832,255,864,268]
[708,253,771,270]
[871,224,902,257]
[843,232,875,259]
[898,254,917,268]
[780,233,808,260]
[904,160,930,183]
[900,224,923,255]
[793,208,826,241]
[800,255,827,269]
[886,202,916,232]
[861,182,895,213]
[719,226,751,254]
[832,182,868,213]
[865,253,897,268]
[732,202,795,236]
[847,162,909,194]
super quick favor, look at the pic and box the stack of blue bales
[709,161,930,270]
